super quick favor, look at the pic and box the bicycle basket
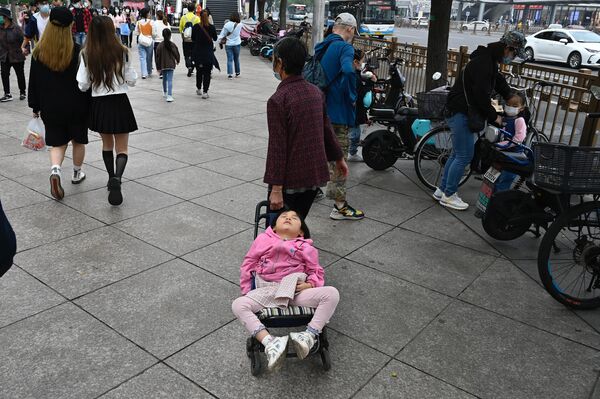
[416,88,449,120]
[533,142,600,194]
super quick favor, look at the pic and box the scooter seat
[397,107,419,116]
[370,108,396,119]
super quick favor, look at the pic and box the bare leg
[114,133,129,155]
[71,141,85,167]
[100,133,114,152]
[49,145,67,167]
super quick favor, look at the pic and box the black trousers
[268,188,318,220]
[182,41,193,69]
[195,65,212,93]
[1,61,26,95]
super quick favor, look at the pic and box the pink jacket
[240,227,325,295]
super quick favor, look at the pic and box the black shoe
[0,94,13,102]
[19,93,26,101]
[187,68,192,77]
[107,177,123,206]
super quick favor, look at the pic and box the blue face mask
[272,58,282,81]
[40,5,50,14]
[502,56,513,65]
[0,17,4,25]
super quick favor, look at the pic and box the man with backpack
[311,13,364,220]
[70,0,91,46]
[179,3,199,77]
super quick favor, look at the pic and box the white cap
[335,12,357,28]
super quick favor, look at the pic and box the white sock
[305,330,317,339]
[51,165,61,174]
[261,334,275,346]
[73,165,81,172]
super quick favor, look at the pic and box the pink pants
[231,286,340,336]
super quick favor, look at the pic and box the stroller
[245,200,332,376]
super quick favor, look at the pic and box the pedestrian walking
[70,0,91,46]
[77,15,138,206]
[0,8,27,102]
[152,9,169,78]
[217,11,242,79]
[191,9,216,99]
[436,31,526,210]
[21,0,50,52]
[313,13,364,220]
[265,37,347,219]
[156,28,179,102]
[28,7,90,200]
[179,3,199,77]
[134,8,153,79]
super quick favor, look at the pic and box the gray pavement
[1,37,600,398]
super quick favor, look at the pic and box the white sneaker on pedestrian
[440,193,469,211]
[347,153,363,162]
[201,92,209,99]
[432,187,443,201]
[71,169,86,184]
[166,95,174,102]
[162,91,167,98]
[196,89,202,96]
[289,331,315,360]
[49,166,64,200]
[265,336,288,371]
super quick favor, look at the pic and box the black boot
[108,153,127,206]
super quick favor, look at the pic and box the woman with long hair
[191,9,216,98]
[28,7,90,200]
[133,7,153,78]
[76,15,137,206]
[152,9,169,78]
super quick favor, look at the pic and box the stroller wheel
[246,337,254,358]
[250,351,262,376]
[320,347,331,371]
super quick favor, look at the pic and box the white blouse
[76,50,137,97]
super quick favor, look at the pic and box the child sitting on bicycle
[231,209,340,372]
[496,91,528,191]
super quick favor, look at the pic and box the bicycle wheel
[538,201,600,309]
[413,125,471,191]
[524,127,549,147]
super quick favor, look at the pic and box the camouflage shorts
[326,124,349,202]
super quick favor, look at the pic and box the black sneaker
[330,202,365,220]
[107,177,123,206]
[19,93,26,101]
[314,188,325,201]
[0,94,13,102]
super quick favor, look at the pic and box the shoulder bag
[219,22,238,48]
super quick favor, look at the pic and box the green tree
[279,0,287,27]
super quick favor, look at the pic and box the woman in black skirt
[28,7,90,200]
[77,15,137,206]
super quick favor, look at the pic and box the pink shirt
[240,227,325,295]
[500,116,527,146]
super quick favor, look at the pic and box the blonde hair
[33,22,74,72]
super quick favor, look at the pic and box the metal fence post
[456,45,469,73]
[579,73,600,146]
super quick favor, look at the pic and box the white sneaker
[347,153,363,162]
[166,95,174,102]
[432,187,443,201]
[289,331,315,360]
[49,166,64,200]
[196,89,202,96]
[264,336,288,371]
[162,91,167,98]
[440,193,469,211]
[71,169,86,184]
[201,92,209,99]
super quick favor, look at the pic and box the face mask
[273,59,281,81]
[504,105,519,116]
[102,8,107,14]
[502,55,514,65]
[0,17,4,25]
[40,5,50,14]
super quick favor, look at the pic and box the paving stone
[91,151,188,180]
[63,181,182,224]
[0,266,64,327]
[345,184,432,225]
[14,226,173,298]
[354,360,476,399]
[401,205,500,256]
[364,168,431,200]
[0,179,49,211]
[348,228,496,296]
[398,301,600,399]
[192,182,266,224]
[137,166,243,200]
[198,153,266,182]
[6,201,103,251]
[0,303,156,399]
[327,259,451,355]
[459,258,600,349]
[203,132,268,153]
[0,150,53,179]
[18,163,115,197]
[156,142,237,165]
[159,124,235,141]
[166,322,390,399]
[114,202,250,256]
[0,135,29,157]
[65,139,142,163]
[76,259,238,358]
[128,131,193,151]
[99,364,212,399]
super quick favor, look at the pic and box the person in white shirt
[76,15,137,206]
[217,11,242,79]
[152,9,169,78]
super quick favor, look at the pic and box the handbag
[462,65,486,133]
[119,22,130,36]
[137,21,153,47]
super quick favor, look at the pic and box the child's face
[353,56,364,71]
[274,211,303,237]
[506,96,524,111]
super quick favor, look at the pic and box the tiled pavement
[1,38,599,399]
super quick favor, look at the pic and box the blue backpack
[303,40,336,91]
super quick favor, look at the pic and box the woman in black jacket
[191,10,216,99]
[435,31,526,211]
[0,8,26,102]
[28,7,90,200]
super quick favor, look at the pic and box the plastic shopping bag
[21,117,46,151]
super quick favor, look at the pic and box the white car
[462,20,489,31]
[524,29,600,68]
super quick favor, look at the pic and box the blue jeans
[162,69,173,96]
[138,44,153,77]
[349,126,362,156]
[225,45,241,76]
[440,112,476,196]
[495,171,518,192]
[73,32,86,46]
